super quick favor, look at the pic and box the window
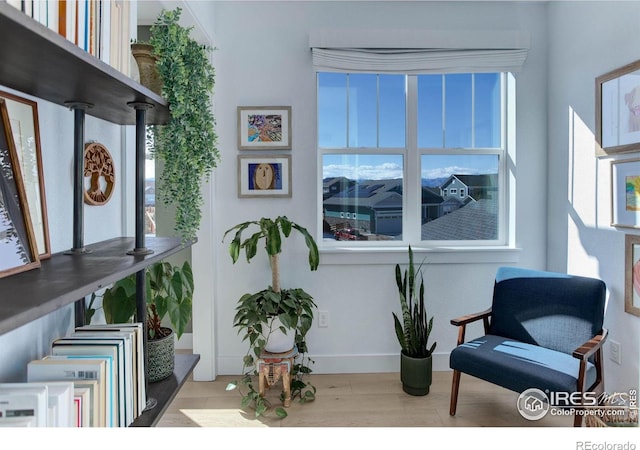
[319,71,509,246]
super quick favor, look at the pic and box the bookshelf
[0,237,191,336]
[0,2,198,426]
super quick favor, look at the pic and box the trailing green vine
[227,311,317,419]
[148,8,220,242]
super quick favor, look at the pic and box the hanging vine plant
[148,7,220,242]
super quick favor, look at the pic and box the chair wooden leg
[573,411,583,427]
[450,369,461,416]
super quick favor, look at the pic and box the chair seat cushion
[450,334,596,394]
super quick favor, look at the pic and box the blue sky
[319,73,501,182]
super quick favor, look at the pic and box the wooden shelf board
[0,3,170,125]
[131,353,200,427]
[0,237,192,337]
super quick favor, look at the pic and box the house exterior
[323,179,403,237]
[441,174,498,200]
[322,177,355,200]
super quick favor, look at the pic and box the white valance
[309,29,530,74]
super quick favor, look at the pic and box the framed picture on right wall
[611,157,640,229]
[596,59,640,156]
[624,234,640,316]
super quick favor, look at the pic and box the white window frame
[317,72,518,265]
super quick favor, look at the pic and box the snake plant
[393,246,437,358]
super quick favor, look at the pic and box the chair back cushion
[488,267,606,355]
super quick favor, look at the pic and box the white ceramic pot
[264,316,295,353]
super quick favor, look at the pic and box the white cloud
[421,165,483,179]
[324,162,403,180]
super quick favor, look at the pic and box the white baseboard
[216,351,451,376]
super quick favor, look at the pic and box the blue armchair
[449,267,608,426]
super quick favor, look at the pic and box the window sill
[318,245,522,265]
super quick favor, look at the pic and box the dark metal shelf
[131,353,200,427]
[0,2,170,125]
[0,237,191,337]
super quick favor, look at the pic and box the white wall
[209,1,550,377]
[546,0,640,393]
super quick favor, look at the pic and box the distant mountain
[422,177,447,188]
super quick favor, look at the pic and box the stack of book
[6,0,132,74]
[0,323,145,427]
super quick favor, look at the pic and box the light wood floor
[156,370,574,428]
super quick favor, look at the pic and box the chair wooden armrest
[450,308,492,345]
[572,328,608,361]
[450,308,492,327]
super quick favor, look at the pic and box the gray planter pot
[147,327,175,382]
[400,351,432,396]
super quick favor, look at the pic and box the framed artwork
[0,90,50,258]
[0,99,40,278]
[596,59,640,156]
[624,234,640,317]
[610,158,640,229]
[237,106,291,150]
[238,154,291,198]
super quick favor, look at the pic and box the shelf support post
[127,101,156,411]
[64,102,93,255]
[64,102,92,329]
[127,102,155,257]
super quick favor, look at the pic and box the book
[76,323,144,418]
[3,381,76,427]
[74,380,98,427]
[51,338,127,426]
[42,381,75,427]
[0,383,48,427]
[27,357,107,427]
[69,330,134,423]
[43,354,116,427]
[73,385,91,427]
[98,0,110,64]
[46,0,59,33]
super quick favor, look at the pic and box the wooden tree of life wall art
[83,142,115,206]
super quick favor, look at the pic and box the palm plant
[393,246,436,358]
[223,216,319,418]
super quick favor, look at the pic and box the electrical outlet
[318,310,329,328]
[610,340,621,365]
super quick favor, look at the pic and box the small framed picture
[0,90,50,259]
[238,154,291,198]
[596,59,640,156]
[624,234,640,317]
[611,158,640,229]
[237,106,291,150]
[0,99,40,278]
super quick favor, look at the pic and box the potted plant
[130,40,163,95]
[88,260,194,382]
[146,7,220,242]
[222,216,319,418]
[393,246,437,395]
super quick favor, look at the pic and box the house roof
[323,176,354,189]
[324,179,403,209]
[443,174,498,189]
[421,198,497,240]
[422,187,443,204]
